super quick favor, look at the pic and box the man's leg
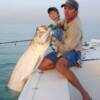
[39,58,56,71]
[56,57,91,100]
[39,52,57,71]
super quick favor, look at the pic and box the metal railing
[0,39,32,45]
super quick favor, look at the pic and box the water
[0,42,30,100]
[0,24,100,100]
[0,24,35,100]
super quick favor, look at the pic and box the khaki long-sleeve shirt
[56,16,82,54]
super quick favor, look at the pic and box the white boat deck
[19,69,70,100]
[69,46,100,100]
[19,42,100,100]
[69,60,100,100]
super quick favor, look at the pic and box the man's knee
[56,57,69,72]
[57,57,68,66]
[39,58,55,71]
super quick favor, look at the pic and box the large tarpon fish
[8,25,51,92]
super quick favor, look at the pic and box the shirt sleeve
[56,19,65,28]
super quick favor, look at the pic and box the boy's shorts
[45,50,81,66]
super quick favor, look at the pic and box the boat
[18,39,100,100]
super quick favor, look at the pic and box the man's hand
[51,36,62,48]
[51,36,57,45]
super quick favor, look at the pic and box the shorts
[45,52,58,64]
[45,50,81,66]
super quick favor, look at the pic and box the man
[39,0,91,100]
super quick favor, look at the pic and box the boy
[47,7,63,52]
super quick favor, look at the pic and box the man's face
[63,6,77,21]
[49,11,59,22]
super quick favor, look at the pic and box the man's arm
[56,19,65,28]
[55,24,82,54]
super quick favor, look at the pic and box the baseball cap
[61,0,79,10]
[47,7,59,14]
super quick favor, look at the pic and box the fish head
[34,25,51,44]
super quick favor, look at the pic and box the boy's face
[49,11,59,22]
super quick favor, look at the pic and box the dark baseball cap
[61,0,79,10]
[47,7,59,14]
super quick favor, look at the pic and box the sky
[0,0,100,40]
[0,0,63,24]
[0,0,99,24]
